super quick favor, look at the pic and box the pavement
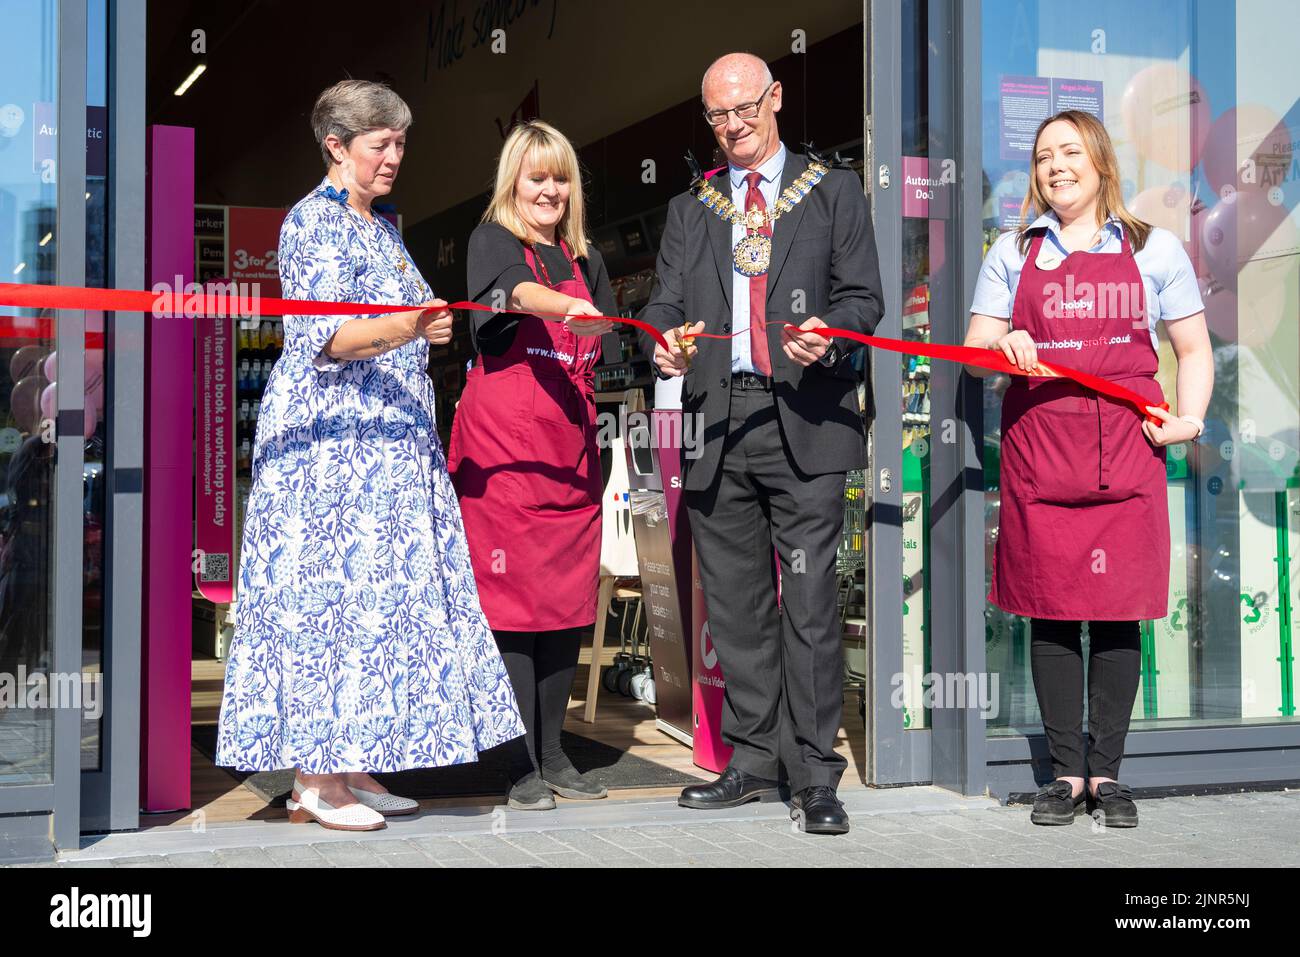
[8,785,1300,868]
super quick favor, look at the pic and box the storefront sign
[227,206,287,299]
[903,283,929,330]
[195,300,235,603]
[32,103,108,177]
[902,156,952,218]
[999,75,1103,161]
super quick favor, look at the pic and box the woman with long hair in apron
[965,110,1214,828]
[449,121,617,810]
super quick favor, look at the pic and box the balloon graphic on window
[1121,65,1211,173]
[10,345,47,383]
[29,349,105,439]
[1236,255,1293,348]
[1201,186,1298,292]
[1198,276,1238,343]
[10,375,49,435]
[1129,183,1207,268]
[1200,104,1293,195]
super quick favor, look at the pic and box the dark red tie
[744,171,772,376]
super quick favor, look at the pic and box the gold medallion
[734,233,773,277]
[689,160,829,279]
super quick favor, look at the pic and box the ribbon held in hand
[685,322,1168,426]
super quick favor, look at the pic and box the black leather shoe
[790,786,849,835]
[1030,779,1085,826]
[678,766,781,809]
[1088,782,1138,828]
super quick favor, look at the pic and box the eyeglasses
[702,82,775,127]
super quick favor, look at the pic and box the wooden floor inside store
[150,637,869,829]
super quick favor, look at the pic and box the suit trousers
[685,381,849,793]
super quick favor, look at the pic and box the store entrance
[139,0,872,826]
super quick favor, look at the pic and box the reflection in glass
[80,0,108,772]
[0,0,58,786]
[980,0,1300,733]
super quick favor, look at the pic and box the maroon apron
[448,241,603,632]
[990,230,1169,621]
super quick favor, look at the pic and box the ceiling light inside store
[174,64,206,97]
[38,232,52,246]
[13,262,25,275]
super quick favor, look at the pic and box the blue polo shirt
[970,210,1205,351]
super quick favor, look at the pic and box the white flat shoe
[347,785,420,817]
[287,782,386,831]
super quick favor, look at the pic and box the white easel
[582,388,644,723]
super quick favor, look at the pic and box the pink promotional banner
[195,306,235,603]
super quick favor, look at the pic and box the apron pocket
[1025,405,1104,504]
[516,375,599,512]
[1099,400,1167,498]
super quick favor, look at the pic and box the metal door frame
[78,0,146,835]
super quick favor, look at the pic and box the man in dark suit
[638,52,883,834]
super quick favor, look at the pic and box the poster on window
[999,75,1103,162]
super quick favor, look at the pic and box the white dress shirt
[729,142,786,374]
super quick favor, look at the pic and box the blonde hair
[1017,110,1152,256]
[483,121,589,260]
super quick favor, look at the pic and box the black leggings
[494,628,583,781]
[1030,618,1141,780]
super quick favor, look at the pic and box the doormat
[192,724,702,806]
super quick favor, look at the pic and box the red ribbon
[691,325,1168,424]
[0,282,1167,423]
[0,281,672,351]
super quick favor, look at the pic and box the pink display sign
[195,303,235,603]
[902,155,950,218]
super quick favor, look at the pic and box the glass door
[869,0,988,791]
[0,0,61,805]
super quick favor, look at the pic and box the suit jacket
[637,151,885,491]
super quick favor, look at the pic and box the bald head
[700,52,782,170]
[701,53,772,101]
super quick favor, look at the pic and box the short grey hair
[311,80,413,169]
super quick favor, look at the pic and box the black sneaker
[1029,779,1084,825]
[1088,782,1138,828]
[506,772,556,811]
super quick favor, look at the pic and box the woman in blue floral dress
[216,80,525,832]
